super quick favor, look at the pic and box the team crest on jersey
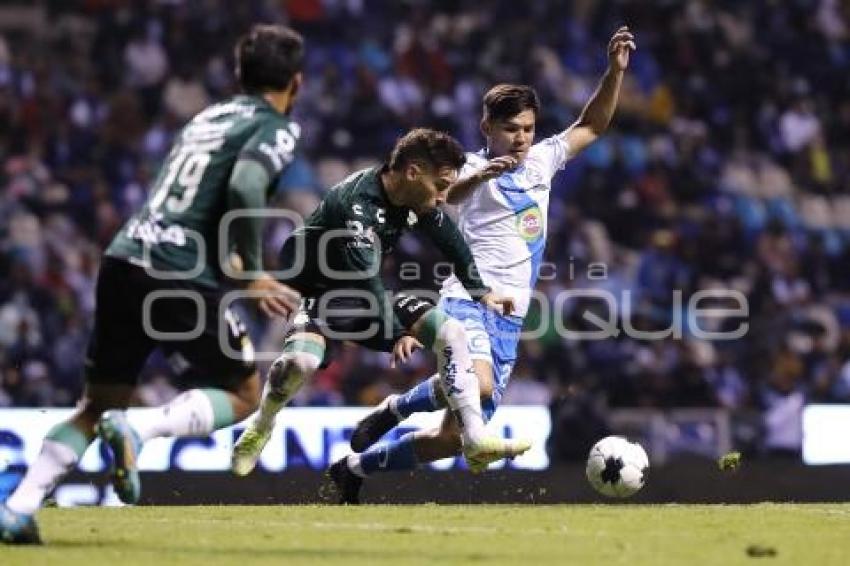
[516,206,543,242]
[525,168,544,185]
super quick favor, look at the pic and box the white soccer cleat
[462,436,532,474]
[231,423,271,476]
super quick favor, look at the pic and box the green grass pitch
[3,504,850,565]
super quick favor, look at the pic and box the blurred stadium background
[2,0,850,504]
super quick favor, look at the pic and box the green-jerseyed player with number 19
[1,24,305,544]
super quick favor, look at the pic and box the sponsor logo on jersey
[126,215,187,246]
[526,168,544,185]
[516,206,543,242]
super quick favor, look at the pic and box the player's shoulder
[459,149,488,178]
[522,134,571,178]
[334,166,377,192]
[465,150,488,166]
[528,134,569,160]
[329,166,380,206]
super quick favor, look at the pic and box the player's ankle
[345,454,368,478]
[386,394,404,421]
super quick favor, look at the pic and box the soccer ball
[586,436,649,498]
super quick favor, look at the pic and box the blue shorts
[439,297,523,421]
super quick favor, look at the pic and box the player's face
[404,164,458,213]
[483,109,536,163]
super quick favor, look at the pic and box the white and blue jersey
[440,135,571,419]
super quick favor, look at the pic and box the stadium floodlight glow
[803,404,850,465]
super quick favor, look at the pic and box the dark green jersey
[284,166,489,341]
[107,95,299,288]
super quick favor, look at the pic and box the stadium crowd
[1,0,850,457]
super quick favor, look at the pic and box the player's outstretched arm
[561,25,636,156]
[446,156,517,204]
[416,209,490,295]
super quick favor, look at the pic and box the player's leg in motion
[97,372,263,503]
[2,256,144,544]
[231,332,325,475]
[326,298,529,504]
[350,298,493,452]
[332,362,497,504]
[95,301,263,504]
[0,384,133,544]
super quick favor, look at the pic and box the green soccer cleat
[463,436,532,474]
[231,422,271,476]
[1,505,41,545]
[96,410,143,505]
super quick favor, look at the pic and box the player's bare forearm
[563,26,635,154]
[447,156,517,204]
[575,67,624,136]
[446,173,484,204]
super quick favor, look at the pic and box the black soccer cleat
[350,395,400,453]
[321,458,364,505]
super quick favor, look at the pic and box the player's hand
[248,273,301,318]
[480,292,515,316]
[608,25,636,72]
[391,335,424,368]
[474,156,519,183]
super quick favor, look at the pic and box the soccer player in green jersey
[339,27,636,502]
[1,25,305,544]
[231,129,532,501]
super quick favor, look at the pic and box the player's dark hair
[235,25,304,94]
[388,128,466,172]
[482,84,540,122]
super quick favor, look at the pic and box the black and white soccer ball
[586,436,649,498]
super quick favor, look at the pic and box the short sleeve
[527,135,571,181]
[457,152,486,181]
[238,121,300,180]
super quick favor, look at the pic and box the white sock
[6,439,79,515]
[254,351,321,431]
[433,319,486,446]
[346,453,367,478]
[132,389,217,442]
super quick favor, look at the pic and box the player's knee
[234,370,262,409]
[268,351,320,395]
[77,395,105,419]
[479,378,495,400]
[78,385,132,418]
[290,352,321,377]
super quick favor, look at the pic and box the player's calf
[393,295,532,467]
[231,335,324,476]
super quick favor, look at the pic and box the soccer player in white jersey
[323,27,635,503]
